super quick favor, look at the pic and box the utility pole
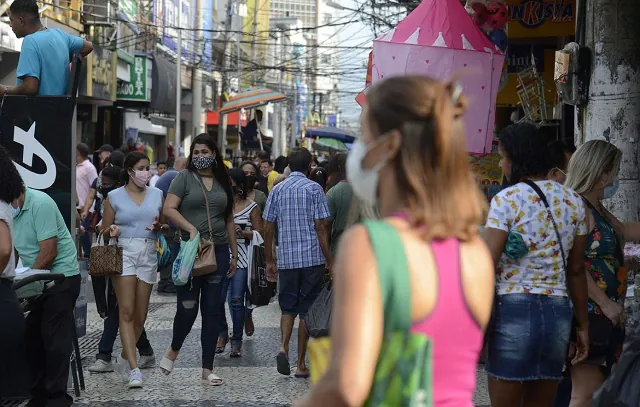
[175,1,182,156]
[250,0,259,85]
[580,0,640,222]
[219,0,234,152]
[273,29,285,157]
[191,0,203,143]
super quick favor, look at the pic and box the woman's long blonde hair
[565,140,622,194]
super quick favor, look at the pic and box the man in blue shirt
[154,157,187,293]
[0,0,93,96]
[262,147,332,378]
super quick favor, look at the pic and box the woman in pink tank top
[294,76,495,407]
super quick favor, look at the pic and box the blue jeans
[96,304,154,362]
[486,294,572,381]
[170,244,229,370]
[219,267,248,348]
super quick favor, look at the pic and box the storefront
[116,54,170,162]
[495,0,576,139]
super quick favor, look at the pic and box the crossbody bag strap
[523,180,567,271]
[192,172,213,239]
[363,219,412,332]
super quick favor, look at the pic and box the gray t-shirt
[0,200,16,279]
[168,170,230,244]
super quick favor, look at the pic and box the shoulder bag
[190,173,218,277]
[308,220,433,406]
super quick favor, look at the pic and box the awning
[220,87,286,114]
[206,111,246,127]
[150,52,177,114]
[313,137,348,152]
[305,127,356,143]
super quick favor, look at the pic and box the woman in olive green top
[160,133,238,386]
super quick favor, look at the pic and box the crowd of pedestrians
[0,70,638,407]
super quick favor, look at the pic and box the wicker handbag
[89,232,123,277]
[191,173,218,277]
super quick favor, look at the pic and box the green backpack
[363,220,434,407]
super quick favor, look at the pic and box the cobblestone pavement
[68,286,491,406]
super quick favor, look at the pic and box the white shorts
[114,237,158,285]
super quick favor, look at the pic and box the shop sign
[117,56,151,101]
[81,47,117,101]
[507,0,575,38]
[507,45,544,73]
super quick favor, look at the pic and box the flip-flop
[203,373,224,386]
[294,372,310,379]
[159,357,174,376]
[276,352,290,376]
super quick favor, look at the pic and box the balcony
[40,0,84,32]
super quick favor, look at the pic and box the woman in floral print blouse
[564,140,640,407]
[483,123,590,407]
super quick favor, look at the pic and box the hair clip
[452,82,463,104]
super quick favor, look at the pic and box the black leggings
[170,244,229,370]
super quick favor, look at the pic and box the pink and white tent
[371,0,505,154]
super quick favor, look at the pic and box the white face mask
[346,139,387,206]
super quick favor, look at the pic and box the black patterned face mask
[192,155,215,170]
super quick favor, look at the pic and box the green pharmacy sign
[117,56,150,101]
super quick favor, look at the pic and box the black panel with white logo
[0,96,76,229]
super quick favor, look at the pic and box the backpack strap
[363,219,412,332]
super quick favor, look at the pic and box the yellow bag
[308,337,332,384]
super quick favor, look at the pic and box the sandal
[203,372,224,386]
[159,357,175,376]
[230,347,242,358]
[276,352,290,376]
[244,314,255,337]
[216,337,228,354]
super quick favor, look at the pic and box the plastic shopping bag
[157,234,172,268]
[246,231,275,307]
[172,233,200,286]
[592,331,640,407]
[305,282,332,339]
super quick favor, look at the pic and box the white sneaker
[138,355,156,369]
[88,359,114,373]
[128,368,143,388]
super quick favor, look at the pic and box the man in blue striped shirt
[263,147,332,378]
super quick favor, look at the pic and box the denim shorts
[486,294,572,381]
[278,265,325,318]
